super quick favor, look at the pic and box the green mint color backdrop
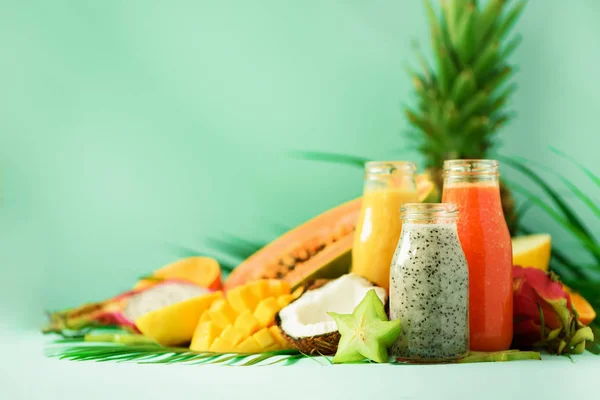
[1,1,599,330]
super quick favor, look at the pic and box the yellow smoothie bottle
[351,161,417,290]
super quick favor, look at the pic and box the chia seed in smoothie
[389,222,469,361]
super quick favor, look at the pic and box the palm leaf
[164,242,238,274]
[550,147,600,189]
[501,157,600,265]
[205,235,265,261]
[506,179,600,264]
[46,337,303,366]
[290,151,370,169]
[511,156,600,220]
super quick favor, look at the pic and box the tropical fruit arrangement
[44,0,600,365]
[44,190,598,364]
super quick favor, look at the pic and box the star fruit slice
[328,289,401,363]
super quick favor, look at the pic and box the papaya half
[225,198,362,291]
[225,174,436,291]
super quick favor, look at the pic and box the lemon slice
[512,234,552,272]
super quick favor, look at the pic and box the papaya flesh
[224,198,362,291]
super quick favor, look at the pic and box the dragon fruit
[513,266,594,354]
[43,281,210,334]
[43,257,222,334]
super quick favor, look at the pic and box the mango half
[135,291,223,346]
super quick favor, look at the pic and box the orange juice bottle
[442,159,513,351]
[351,161,417,290]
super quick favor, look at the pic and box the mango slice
[135,256,222,290]
[135,291,223,346]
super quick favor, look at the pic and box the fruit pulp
[351,188,417,290]
[442,182,513,351]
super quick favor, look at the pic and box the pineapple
[406,0,526,234]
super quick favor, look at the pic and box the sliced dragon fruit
[43,281,209,334]
[513,266,594,354]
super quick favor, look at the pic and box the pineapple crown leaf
[410,0,527,166]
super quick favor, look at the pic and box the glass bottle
[442,159,513,351]
[389,203,469,362]
[351,161,417,290]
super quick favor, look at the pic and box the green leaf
[454,4,476,66]
[458,350,541,363]
[501,157,600,264]
[290,151,369,169]
[45,336,304,366]
[520,225,589,280]
[486,65,515,93]
[500,34,523,60]
[163,243,237,273]
[450,70,476,106]
[550,146,600,189]
[442,0,459,46]
[406,109,438,138]
[205,235,264,261]
[504,179,600,263]
[456,90,488,126]
[476,0,504,45]
[473,42,499,80]
[425,0,458,95]
[495,0,527,40]
[488,83,517,114]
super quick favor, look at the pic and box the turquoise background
[2,0,600,334]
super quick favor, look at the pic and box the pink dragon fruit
[513,266,594,354]
[43,281,209,334]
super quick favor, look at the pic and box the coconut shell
[275,313,340,355]
[276,278,342,355]
[276,276,389,355]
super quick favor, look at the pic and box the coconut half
[276,274,387,355]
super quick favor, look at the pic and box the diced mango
[233,310,260,337]
[208,299,238,329]
[253,328,277,350]
[209,337,234,353]
[226,285,260,313]
[190,321,221,352]
[199,310,211,323]
[266,280,291,298]
[235,336,262,354]
[189,280,292,354]
[254,297,280,327]
[249,280,269,299]
[219,325,246,347]
[276,294,295,309]
[268,326,289,348]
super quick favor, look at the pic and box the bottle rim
[443,159,499,176]
[365,161,417,175]
[401,203,458,221]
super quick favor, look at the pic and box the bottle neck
[401,203,458,225]
[443,174,499,186]
[443,159,500,187]
[363,161,416,192]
